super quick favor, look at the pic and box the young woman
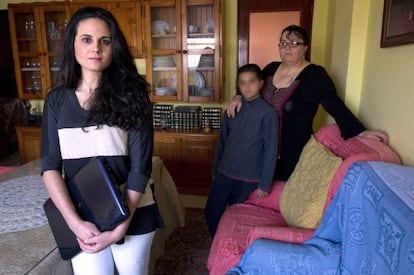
[41,7,163,275]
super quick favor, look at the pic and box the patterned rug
[154,208,211,275]
[0,175,49,233]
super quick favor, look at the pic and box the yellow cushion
[280,136,342,229]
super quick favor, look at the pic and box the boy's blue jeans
[205,171,257,237]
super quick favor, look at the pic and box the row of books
[202,107,222,129]
[153,104,222,130]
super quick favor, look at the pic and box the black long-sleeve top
[41,87,164,234]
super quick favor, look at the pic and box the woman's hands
[358,130,389,144]
[77,222,127,253]
[76,189,142,253]
[226,95,243,118]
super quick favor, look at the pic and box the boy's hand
[256,189,269,198]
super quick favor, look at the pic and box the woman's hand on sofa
[358,130,389,144]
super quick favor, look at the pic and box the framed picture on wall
[381,0,414,47]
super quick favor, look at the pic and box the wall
[359,0,414,166]
[327,0,414,166]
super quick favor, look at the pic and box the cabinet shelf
[152,34,177,38]
[153,67,177,71]
[189,67,215,71]
[188,32,214,38]
[21,67,41,72]
[17,38,37,42]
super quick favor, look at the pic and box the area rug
[0,175,49,233]
[154,208,211,275]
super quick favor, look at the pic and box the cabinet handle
[182,50,188,54]
[176,50,181,54]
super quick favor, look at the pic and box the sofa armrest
[244,181,285,211]
[246,226,314,247]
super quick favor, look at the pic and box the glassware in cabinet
[43,9,67,53]
[183,0,220,102]
[9,4,70,99]
[145,0,221,103]
[20,57,42,98]
[145,1,182,101]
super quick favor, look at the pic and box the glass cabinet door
[9,5,70,99]
[40,6,70,93]
[10,7,43,99]
[145,1,181,101]
[183,0,220,102]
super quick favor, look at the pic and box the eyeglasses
[278,41,305,49]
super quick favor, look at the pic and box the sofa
[228,161,414,274]
[207,124,400,274]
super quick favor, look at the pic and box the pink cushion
[207,203,286,275]
[245,181,285,211]
[315,124,400,211]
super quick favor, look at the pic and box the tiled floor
[180,194,207,209]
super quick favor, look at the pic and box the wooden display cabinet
[70,0,144,58]
[15,126,41,164]
[144,0,222,103]
[8,3,71,99]
[154,130,218,195]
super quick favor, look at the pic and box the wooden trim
[237,0,314,66]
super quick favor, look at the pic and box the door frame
[237,0,314,66]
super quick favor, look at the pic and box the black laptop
[43,198,80,260]
[44,157,130,260]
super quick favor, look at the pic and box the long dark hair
[59,6,151,131]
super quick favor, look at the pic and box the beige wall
[327,0,414,166]
[359,0,414,166]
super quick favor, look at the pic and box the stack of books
[153,104,173,129]
[202,107,222,129]
[171,106,202,130]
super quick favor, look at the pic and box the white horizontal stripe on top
[58,125,128,159]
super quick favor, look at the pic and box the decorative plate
[189,71,205,89]
[151,20,170,35]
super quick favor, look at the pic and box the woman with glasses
[226,25,389,181]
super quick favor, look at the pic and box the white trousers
[71,231,155,275]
